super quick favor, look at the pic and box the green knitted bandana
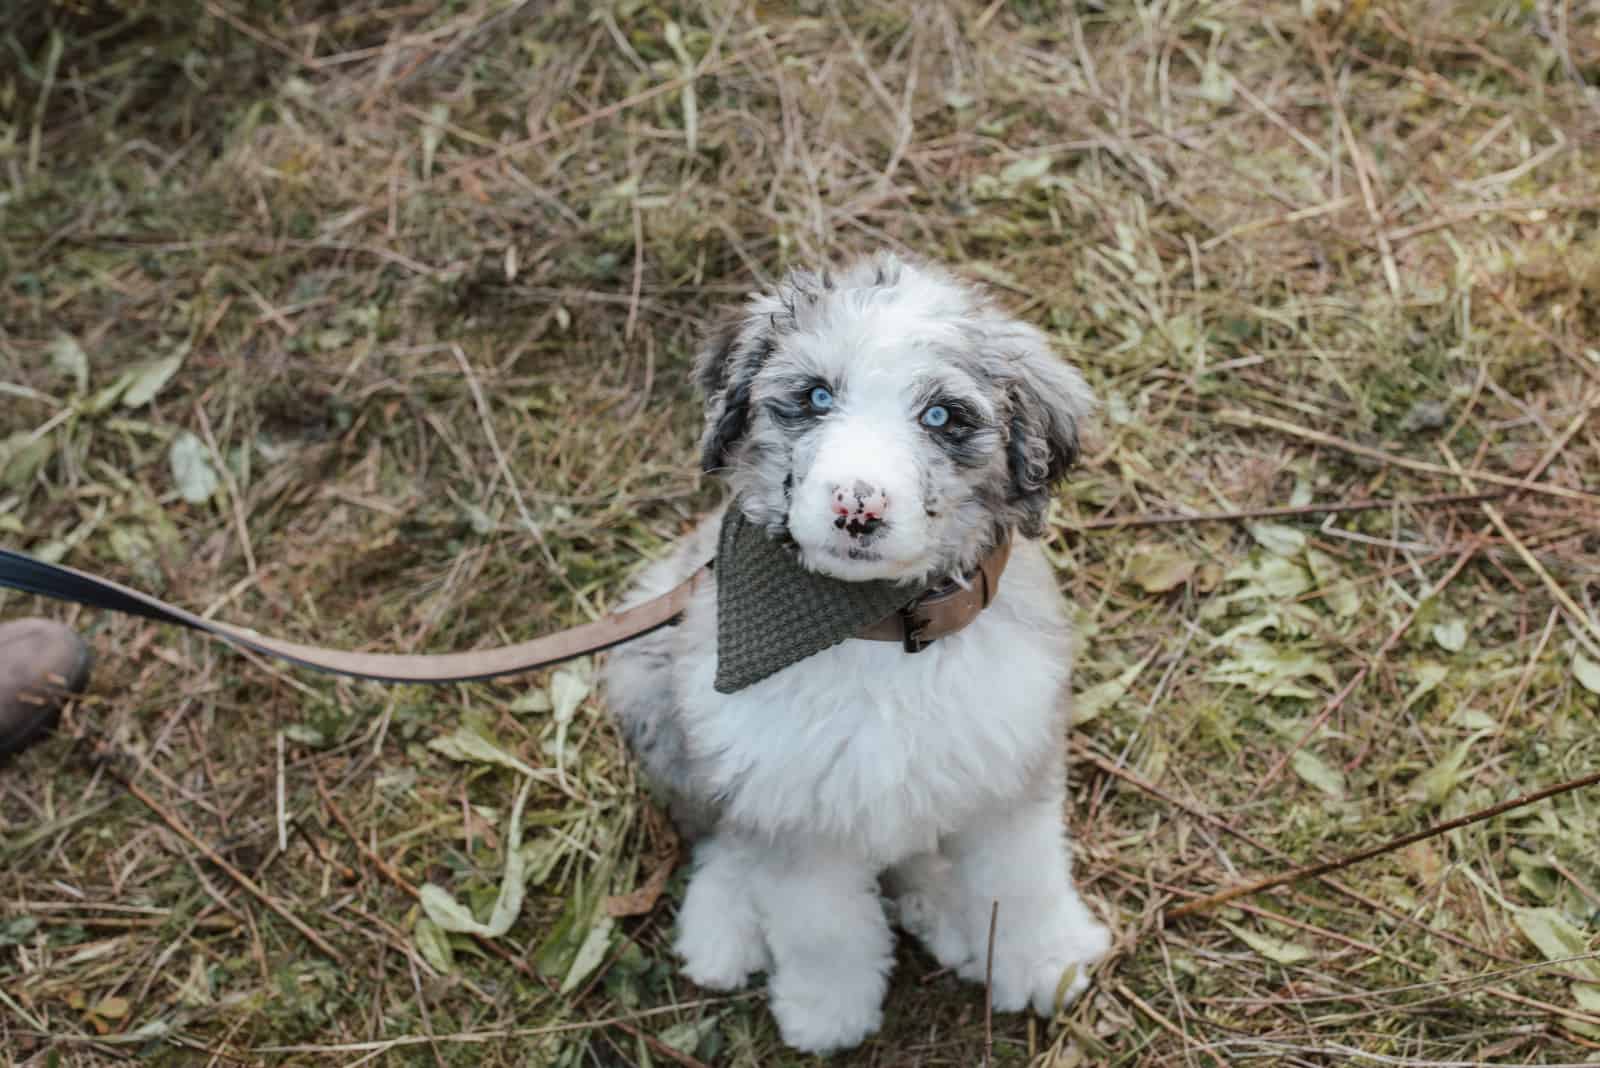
[714,506,928,693]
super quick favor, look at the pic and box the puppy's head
[697,255,1093,583]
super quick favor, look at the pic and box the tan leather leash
[0,538,1010,683]
[0,548,710,683]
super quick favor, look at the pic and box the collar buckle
[850,531,1014,652]
[899,604,932,654]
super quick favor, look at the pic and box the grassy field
[3,1,1600,1064]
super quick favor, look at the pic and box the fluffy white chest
[673,564,1072,863]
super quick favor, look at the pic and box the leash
[0,548,709,684]
[0,531,1009,684]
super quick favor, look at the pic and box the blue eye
[810,386,834,411]
[921,405,950,428]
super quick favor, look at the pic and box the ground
[3,1,1600,1065]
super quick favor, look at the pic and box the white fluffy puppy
[603,255,1110,1053]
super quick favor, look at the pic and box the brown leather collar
[854,534,1012,652]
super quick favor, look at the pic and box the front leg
[943,787,1111,1016]
[676,835,771,991]
[746,838,895,1053]
[886,850,973,972]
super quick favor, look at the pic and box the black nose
[834,514,884,537]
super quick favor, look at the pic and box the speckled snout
[830,480,889,539]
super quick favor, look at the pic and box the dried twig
[983,900,997,1068]
[1440,441,1600,654]
[1116,981,1228,1068]
[312,766,420,898]
[119,775,345,964]
[1169,766,1600,921]
[1072,491,1503,532]
[625,199,645,342]
[1217,409,1600,506]
[1075,744,1517,962]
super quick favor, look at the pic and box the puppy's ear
[997,323,1094,538]
[694,316,773,474]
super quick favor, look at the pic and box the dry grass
[3,1,1600,1064]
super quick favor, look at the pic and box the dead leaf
[1573,652,1600,696]
[419,777,533,940]
[606,809,680,917]
[428,725,542,779]
[49,333,89,393]
[549,666,590,723]
[1398,841,1443,884]
[1195,560,1226,592]
[509,690,552,715]
[413,916,456,973]
[1247,522,1306,558]
[1,430,53,491]
[658,1015,723,1055]
[1074,650,1158,725]
[90,995,129,1020]
[1431,618,1468,653]
[1402,663,1450,710]
[559,916,616,995]
[1408,731,1488,805]
[1222,556,1314,600]
[1127,546,1196,593]
[1514,908,1600,982]
[1307,549,1360,618]
[1292,750,1346,799]
[1220,920,1312,965]
[1208,638,1336,699]
[421,102,449,177]
[121,353,185,409]
[605,857,677,918]
[1000,154,1053,185]
[169,431,219,504]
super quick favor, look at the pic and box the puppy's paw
[769,967,886,1054]
[675,847,770,990]
[896,890,973,971]
[675,922,769,991]
[981,916,1111,1017]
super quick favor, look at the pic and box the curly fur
[602,254,1109,1053]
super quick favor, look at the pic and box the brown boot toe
[0,619,93,760]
